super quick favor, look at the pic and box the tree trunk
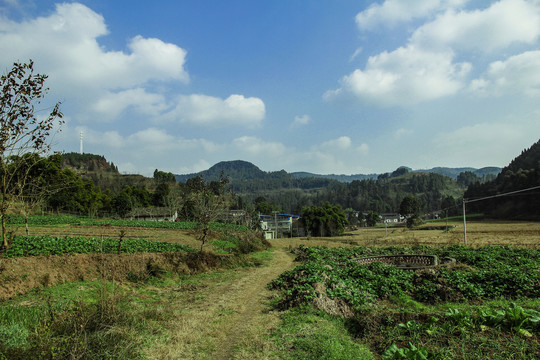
[1,215,7,249]
[25,214,29,236]
[200,228,208,252]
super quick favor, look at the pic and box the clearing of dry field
[272,221,540,249]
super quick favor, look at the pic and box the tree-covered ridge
[505,138,540,173]
[412,166,501,179]
[315,170,463,215]
[465,138,540,219]
[291,171,378,182]
[176,160,500,184]
[61,152,119,173]
[175,160,340,193]
[174,160,468,214]
[175,160,267,182]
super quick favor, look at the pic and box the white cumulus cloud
[0,3,189,93]
[321,136,352,150]
[326,46,471,106]
[233,136,286,156]
[357,143,370,155]
[331,0,540,107]
[411,0,540,52]
[356,0,467,31]
[470,50,540,96]
[93,88,168,120]
[169,94,265,127]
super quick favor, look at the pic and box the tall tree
[189,173,231,252]
[301,202,348,237]
[399,195,421,228]
[365,211,380,227]
[0,60,63,249]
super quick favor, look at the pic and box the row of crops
[5,214,247,232]
[3,235,193,258]
[271,245,540,307]
[270,245,540,359]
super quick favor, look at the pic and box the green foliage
[382,342,440,360]
[457,171,480,187]
[153,169,176,183]
[273,307,374,360]
[365,211,380,227]
[254,196,281,214]
[400,195,421,228]
[301,202,348,237]
[3,235,193,258]
[5,214,248,232]
[477,303,540,333]
[0,283,143,359]
[177,160,467,215]
[61,153,118,173]
[270,245,540,310]
[465,138,540,219]
[272,245,540,359]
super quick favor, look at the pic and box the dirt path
[147,248,296,360]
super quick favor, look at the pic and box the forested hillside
[311,169,464,215]
[44,153,514,219]
[175,161,467,214]
[61,152,150,192]
[61,153,119,173]
[465,139,540,219]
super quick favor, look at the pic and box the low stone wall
[355,255,455,269]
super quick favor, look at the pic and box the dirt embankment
[0,251,232,300]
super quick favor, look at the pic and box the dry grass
[271,221,540,250]
[142,249,295,360]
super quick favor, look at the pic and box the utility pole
[80,131,83,154]
[273,211,278,239]
[462,199,467,246]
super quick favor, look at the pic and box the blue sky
[2,0,540,176]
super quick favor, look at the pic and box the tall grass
[0,283,143,359]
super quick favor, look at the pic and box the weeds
[273,307,373,360]
[0,283,142,360]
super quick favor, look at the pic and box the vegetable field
[3,235,193,258]
[270,245,540,359]
[5,214,248,232]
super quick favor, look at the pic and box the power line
[464,185,540,204]
[462,184,540,246]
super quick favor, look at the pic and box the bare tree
[13,154,68,235]
[189,173,230,252]
[0,60,63,249]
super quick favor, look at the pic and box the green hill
[465,138,540,219]
[175,161,468,214]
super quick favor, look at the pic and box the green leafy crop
[3,235,193,258]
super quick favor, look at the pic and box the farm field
[0,217,539,359]
[274,220,540,249]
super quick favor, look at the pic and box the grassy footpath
[0,249,377,360]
